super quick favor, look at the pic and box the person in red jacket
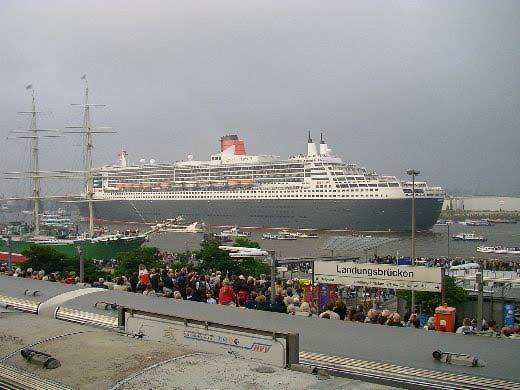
[64,272,76,284]
[218,279,236,306]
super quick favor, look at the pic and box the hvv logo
[251,343,272,353]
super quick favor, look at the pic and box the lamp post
[447,223,450,259]
[77,243,85,283]
[406,169,420,312]
[7,235,13,274]
[268,250,277,305]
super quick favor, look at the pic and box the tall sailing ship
[0,80,146,260]
[87,134,445,231]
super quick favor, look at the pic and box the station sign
[314,261,442,292]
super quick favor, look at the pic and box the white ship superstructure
[88,134,444,231]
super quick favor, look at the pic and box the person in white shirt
[206,291,217,304]
[295,301,315,317]
[319,302,341,320]
[456,318,474,334]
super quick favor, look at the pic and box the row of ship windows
[103,194,390,199]
[107,188,386,195]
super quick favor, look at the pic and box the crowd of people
[3,261,519,339]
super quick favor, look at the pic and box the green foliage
[233,237,260,248]
[113,246,162,277]
[197,239,238,275]
[195,238,268,278]
[20,245,105,283]
[21,245,71,274]
[238,257,270,278]
[169,252,191,271]
[64,257,105,284]
[396,276,467,314]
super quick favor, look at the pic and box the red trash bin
[434,304,456,332]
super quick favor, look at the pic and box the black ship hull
[85,197,443,232]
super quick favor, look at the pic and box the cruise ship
[86,134,444,231]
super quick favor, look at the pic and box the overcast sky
[1,0,519,197]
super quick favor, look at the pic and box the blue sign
[420,313,429,328]
[319,284,329,311]
[504,304,515,327]
[398,257,412,266]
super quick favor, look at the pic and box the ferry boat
[151,218,204,233]
[452,233,486,242]
[86,134,444,231]
[261,231,297,241]
[477,246,520,254]
[463,219,493,227]
[214,226,251,239]
[290,231,319,238]
[278,230,298,240]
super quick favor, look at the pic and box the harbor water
[133,222,520,261]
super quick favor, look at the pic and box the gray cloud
[1,0,519,196]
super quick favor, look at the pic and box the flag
[80,74,87,80]
[25,84,33,90]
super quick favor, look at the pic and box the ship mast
[65,75,115,237]
[11,86,60,235]
[83,76,95,236]
[3,86,85,232]
[29,87,42,235]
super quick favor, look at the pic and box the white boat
[276,230,298,240]
[476,246,495,253]
[261,231,297,240]
[463,219,493,227]
[286,230,319,238]
[476,246,520,254]
[505,247,520,254]
[215,226,251,238]
[299,232,319,238]
[452,233,486,242]
[152,221,204,233]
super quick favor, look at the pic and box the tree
[238,257,270,279]
[21,245,105,283]
[396,276,467,314]
[113,246,162,277]
[21,245,71,275]
[195,238,269,278]
[196,239,237,275]
[233,237,260,248]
